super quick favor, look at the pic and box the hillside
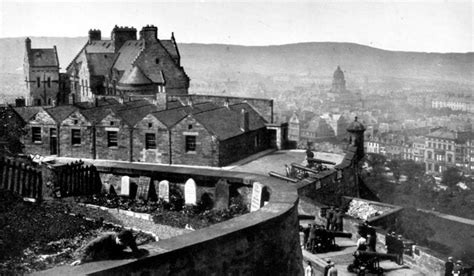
[1,37,473,98]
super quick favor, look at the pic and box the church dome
[347,116,365,132]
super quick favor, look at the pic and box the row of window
[31,127,197,152]
[35,77,52,88]
[427,142,452,151]
[426,151,454,163]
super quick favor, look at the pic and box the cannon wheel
[375,267,384,276]
[347,264,355,272]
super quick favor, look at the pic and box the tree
[0,106,26,156]
[441,167,464,188]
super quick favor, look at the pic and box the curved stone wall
[35,159,303,276]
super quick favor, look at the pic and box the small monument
[158,180,170,202]
[136,176,151,200]
[120,176,130,196]
[214,179,229,210]
[250,182,264,212]
[184,178,197,205]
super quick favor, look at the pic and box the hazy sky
[0,0,472,53]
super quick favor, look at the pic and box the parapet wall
[36,159,303,275]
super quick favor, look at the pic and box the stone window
[447,154,453,163]
[32,127,42,143]
[427,151,432,159]
[37,77,40,88]
[188,124,193,130]
[185,135,196,152]
[148,123,153,128]
[47,77,51,88]
[145,133,156,149]
[71,129,81,145]
[428,163,432,171]
[107,131,118,147]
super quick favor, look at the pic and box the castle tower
[23,37,60,106]
[347,116,366,161]
[331,66,346,93]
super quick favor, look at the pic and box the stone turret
[347,116,366,161]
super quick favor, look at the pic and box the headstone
[158,180,170,202]
[184,178,197,205]
[136,176,151,200]
[120,176,130,196]
[250,182,264,212]
[214,179,229,210]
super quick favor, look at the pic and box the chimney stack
[240,109,249,132]
[140,25,158,45]
[88,29,102,43]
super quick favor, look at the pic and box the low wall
[36,159,303,275]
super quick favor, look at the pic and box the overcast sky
[0,0,472,53]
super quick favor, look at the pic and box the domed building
[331,66,346,93]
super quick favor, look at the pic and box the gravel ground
[67,201,192,240]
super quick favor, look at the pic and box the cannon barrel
[307,158,336,165]
[290,163,320,174]
[268,171,298,183]
[326,231,352,238]
[354,250,399,262]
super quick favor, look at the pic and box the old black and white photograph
[0,0,473,275]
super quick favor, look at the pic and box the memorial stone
[120,176,130,196]
[136,176,151,200]
[158,180,170,202]
[214,179,229,210]
[250,182,264,212]
[184,178,197,205]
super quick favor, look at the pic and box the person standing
[335,209,344,231]
[330,208,338,231]
[386,231,395,254]
[356,235,367,251]
[328,261,338,276]
[453,260,463,276]
[308,224,317,252]
[395,234,405,265]
[445,257,454,276]
[326,206,334,230]
[367,234,376,252]
[305,260,314,276]
[303,224,311,249]
[323,259,332,276]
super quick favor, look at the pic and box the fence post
[6,159,13,191]
[18,163,26,197]
[0,157,5,190]
[13,160,21,195]
[36,169,43,202]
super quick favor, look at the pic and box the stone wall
[38,159,303,275]
[218,128,269,166]
[59,111,94,159]
[168,94,274,123]
[132,114,170,164]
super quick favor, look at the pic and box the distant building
[66,25,190,104]
[330,66,346,93]
[424,128,473,174]
[23,38,61,106]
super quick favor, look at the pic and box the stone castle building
[66,25,190,104]
[23,38,61,106]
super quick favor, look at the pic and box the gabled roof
[13,107,44,122]
[112,40,144,72]
[28,48,59,67]
[80,107,113,124]
[152,106,190,128]
[161,39,179,61]
[45,105,78,123]
[116,104,159,126]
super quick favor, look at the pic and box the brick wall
[95,114,131,161]
[132,114,170,164]
[218,128,269,166]
[170,116,219,166]
[24,110,57,156]
[59,111,94,159]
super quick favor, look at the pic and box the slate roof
[80,108,114,124]
[119,65,154,85]
[152,106,190,128]
[28,48,59,67]
[13,107,44,122]
[112,40,144,72]
[87,53,114,76]
[426,129,457,140]
[45,105,78,122]
[85,40,115,53]
[161,39,179,61]
[116,104,159,126]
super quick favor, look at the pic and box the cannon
[268,171,298,183]
[306,158,337,165]
[347,250,399,276]
[308,228,353,253]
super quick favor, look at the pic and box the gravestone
[158,180,170,202]
[184,178,197,205]
[136,176,151,200]
[214,179,229,210]
[250,182,264,212]
[120,176,130,196]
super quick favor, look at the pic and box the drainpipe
[129,128,133,162]
[168,130,172,165]
[92,125,96,159]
